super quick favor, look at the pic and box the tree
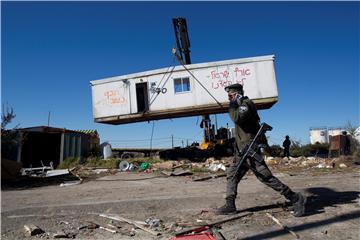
[1,105,20,160]
[345,121,360,157]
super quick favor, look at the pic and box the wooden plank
[266,213,300,239]
[99,213,160,236]
[175,212,252,236]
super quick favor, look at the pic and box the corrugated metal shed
[15,126,100,167]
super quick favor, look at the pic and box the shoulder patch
[239,105,248,113]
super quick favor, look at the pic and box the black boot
[215,198,237,215]
[291,192,306,217]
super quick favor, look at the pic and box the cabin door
[136,82,149,113]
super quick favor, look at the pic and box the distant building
[328,127,347,138]
[309,127,347,144]
[355,127,360,143]
[14,126,100,168]
[309,127,328,144]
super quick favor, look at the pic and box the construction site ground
[1,157,360,240]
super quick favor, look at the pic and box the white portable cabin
[90,55,278,125]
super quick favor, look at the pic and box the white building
[309,127,328,144]
[309,127,349,144]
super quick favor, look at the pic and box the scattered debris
[21,166,53,177]
[153,161,175,170]
[119,161,134,171]
[162,169,193,176]
[339,163,347,168]
[315,164,326,169]
[265,213,300,239]
[53,230,69,238]
[60,180,82,187]
[208,163,226,172]
[99,226,117,233]
[175,212,252,236]
[145,217,162,229]
[265,158,278,165]
[193,173,226,182]
[92,168,111,174]
[139,162,150,171]
[46,169,71,177]
[24,224,45,237]
[99,213,161,236]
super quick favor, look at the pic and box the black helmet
[225,83,244,95]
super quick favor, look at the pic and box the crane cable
[171,48,224,109]
[148,60,176,106]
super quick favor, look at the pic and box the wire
[172,52,224,109]
[148,57,177,108]
[108,137,171,142]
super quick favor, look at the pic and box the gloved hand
[235,94,242,106]
[230,94,242,108]
[229,100,239,109]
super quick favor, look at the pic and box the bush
[84,157,121,168]
[269,142,330,158]
[57,157,81,169]
[269,145,283,157]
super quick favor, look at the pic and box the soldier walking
[215,83,306,217]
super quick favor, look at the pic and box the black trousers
[283,148,290,158]
[226,154,294,201]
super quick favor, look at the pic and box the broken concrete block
[24,224,44,237]
[153,161,174,169]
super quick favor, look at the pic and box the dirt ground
[1,159,360,240]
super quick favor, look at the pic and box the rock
[301,161,309,166]
[265,159,277,165]
[24,224,44,237]
[339,163,347,168]
[316,164,326,169]
[205,157,216,164]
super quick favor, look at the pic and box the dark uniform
[216,83,306,217]
[283,136,291,158]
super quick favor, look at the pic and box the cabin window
[174,77,190,93]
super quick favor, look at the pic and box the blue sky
[2,2,359,148]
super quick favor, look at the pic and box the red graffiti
[234,67,251,77]
[211,70,230,79]
[212,80,233,89]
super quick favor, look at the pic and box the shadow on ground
[304,187,360,216]
[237,210,360,240]
[236,187,360,239]
[1,175,80,190]
[236,187,359,217]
